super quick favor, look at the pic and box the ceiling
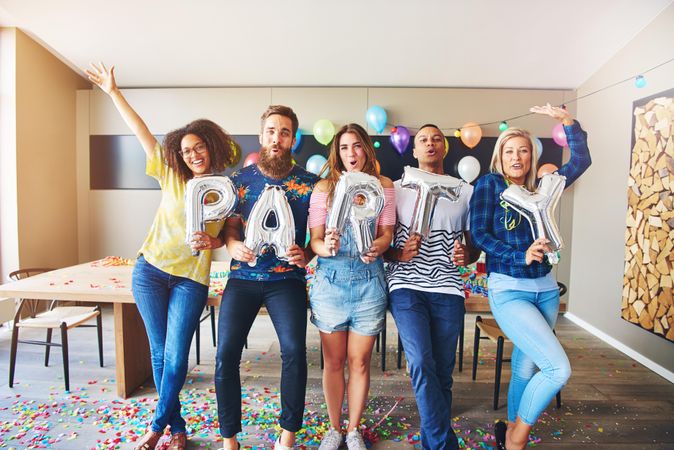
[0,0,672,89]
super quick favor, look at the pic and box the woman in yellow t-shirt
[86,63,240,450]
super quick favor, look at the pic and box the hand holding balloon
[189,231,222,252]
[398,234,421,262]
[227,240,256,263]
[452,239,468,266]
[360,245,380,264]
[324,229,341,256]
[285,244,308,267]
[525,238,551,265]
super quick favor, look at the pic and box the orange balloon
[375,160,381,173]
[460,122,483,149]
[537,163,559,178]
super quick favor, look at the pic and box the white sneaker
[318,428,343,450]
[274,437,293,450]
[345,429,367,450]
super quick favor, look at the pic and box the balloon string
[370,396,404,432]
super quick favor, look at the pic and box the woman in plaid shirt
[469,104,591,450]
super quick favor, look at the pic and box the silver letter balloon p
[326,171,385,256]
[185,175,238,256]
[400,166,464,238]
[500,173,566,264]
[244,185,296,267]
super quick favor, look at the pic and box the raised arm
[85,62,158,156]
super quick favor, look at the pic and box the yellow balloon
[460,122,483,149]
[313,119,336,146]
[444,137,449,155]
[453,130,461,138]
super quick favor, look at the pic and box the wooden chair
[471,282,566,410]
[8,268,103,391]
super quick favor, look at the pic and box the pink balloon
[243,152,259,167]
[551,123,567,147]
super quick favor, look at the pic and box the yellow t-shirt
[137,143,224,286]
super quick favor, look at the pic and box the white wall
[570,4,674,375]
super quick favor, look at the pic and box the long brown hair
[162,119,241,183]
[320,123,380,203]
[490,127,539,191]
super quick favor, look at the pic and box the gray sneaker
[345,429,367,450]
[319,428,343,450]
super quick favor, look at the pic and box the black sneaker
[494,421,507,450]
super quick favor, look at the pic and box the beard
[258,144,293,179]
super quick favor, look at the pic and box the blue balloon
[306,154,328,178]
[292,129,302,153]
[366,105,387,134]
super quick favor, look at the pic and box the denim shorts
[309,266,387,336]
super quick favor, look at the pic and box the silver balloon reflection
[400,166,464,238]
[500,173,566,264]
[326,171,384,256]
[244,184,296,267]
[185,175,237,256]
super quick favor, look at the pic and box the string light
[381,57,673,134]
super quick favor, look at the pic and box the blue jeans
[131,255,208,434]
[389,289,465,450]
[215,278,307,438]
[488,288,571,424]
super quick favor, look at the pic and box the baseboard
[564,312,674,384]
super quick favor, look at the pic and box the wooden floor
[0,305,672,449]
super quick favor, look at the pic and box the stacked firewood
[622,95,674,341]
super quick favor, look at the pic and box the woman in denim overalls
[308,124,396,450]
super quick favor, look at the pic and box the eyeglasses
[177,143,208,158]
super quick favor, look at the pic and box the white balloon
[457,156,481,183]
[244,185,296,267]
[185,175,237,256]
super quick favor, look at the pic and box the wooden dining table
[0,260,228,398]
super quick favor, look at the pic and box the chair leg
[45,328,53,366]
[9,325,19,387]
[472,316,482,381]
[381,316,387,372]
[494,336,504,410]
[61,323,70,392]
[397,335,403,370]
[96,307,104,367]
[320,341,324,370]
[210,305,216,347]
[195,317,201,365]
[458,319,465,372]
[556,390,562,408]
[375,332,380,353]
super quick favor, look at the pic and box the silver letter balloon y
[500,173,566,264]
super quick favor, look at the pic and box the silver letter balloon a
[500,173,566,264]
[326,171,385,256]
[400,166,464,238]
[244,184,296,267]
[185,175,238,256]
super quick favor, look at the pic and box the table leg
[113,303,152,398]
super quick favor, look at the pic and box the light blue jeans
[487,288,571,425]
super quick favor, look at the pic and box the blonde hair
[490,127,539,191]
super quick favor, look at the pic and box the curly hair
[320,123,380,204]
[162,119,241,183]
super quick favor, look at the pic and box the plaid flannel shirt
[469,120,591,278]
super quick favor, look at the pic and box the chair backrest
[9,268,55,320]
[557,281,567,297]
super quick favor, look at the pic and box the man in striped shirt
[385,124,480,450]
